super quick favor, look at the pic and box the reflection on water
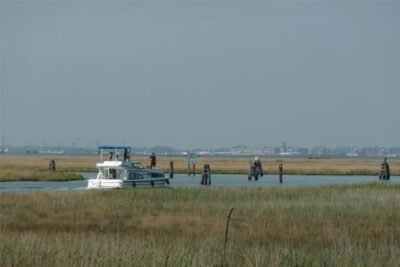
[0,173,399,193]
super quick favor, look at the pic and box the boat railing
[98,146,132,162]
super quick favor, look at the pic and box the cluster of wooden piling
[248,158,264,181]
[48,160,56,171]
[379,158,391,180]
[201,164,211,185]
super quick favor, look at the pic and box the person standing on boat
[150,152,157,169]
[123,148,130,161]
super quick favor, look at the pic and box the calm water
[0,173,399,193]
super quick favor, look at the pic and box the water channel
[0,173,399,193]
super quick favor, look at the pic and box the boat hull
[87,178,169,189]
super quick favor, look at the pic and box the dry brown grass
[0,155,98,172]
[1,184,400,266]
[0,156,86,181]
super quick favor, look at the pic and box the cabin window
[128,173,144,180]
[109,169,117,179]
[108,169,125,179]
[151,173,164,178]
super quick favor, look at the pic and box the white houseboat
[87,146,170,189]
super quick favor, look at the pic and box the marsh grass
[0,157,84,181]
[0,172,82,182]
[0,167,83,182]
[1,183,400,266]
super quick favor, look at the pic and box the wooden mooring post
[279,163,283,183]
[169,161,174,178]
[201,164,211,185]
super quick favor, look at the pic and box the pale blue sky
[1,1,399,148]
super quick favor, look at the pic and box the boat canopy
[98,146,132,162]
[98,146,132,150]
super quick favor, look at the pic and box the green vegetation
[1,183,400,266]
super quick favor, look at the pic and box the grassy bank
[1,183,400,266]
[1,156,399,179]
[0,168,83,182]
[0,158,84,181]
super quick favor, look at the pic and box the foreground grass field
[1,183,400,266]
[1,156,399,181]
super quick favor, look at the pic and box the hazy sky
[1,1,399,149]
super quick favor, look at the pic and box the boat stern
[87,179,124,189]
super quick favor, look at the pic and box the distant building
[281,141,287,153]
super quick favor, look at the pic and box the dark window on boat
[150,173,164,178]
[109,169,117,179]
[128,173,143,180]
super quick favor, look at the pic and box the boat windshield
[131,162,144,169]
[97,168,125,180]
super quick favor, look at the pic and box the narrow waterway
[0,173,399,193]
